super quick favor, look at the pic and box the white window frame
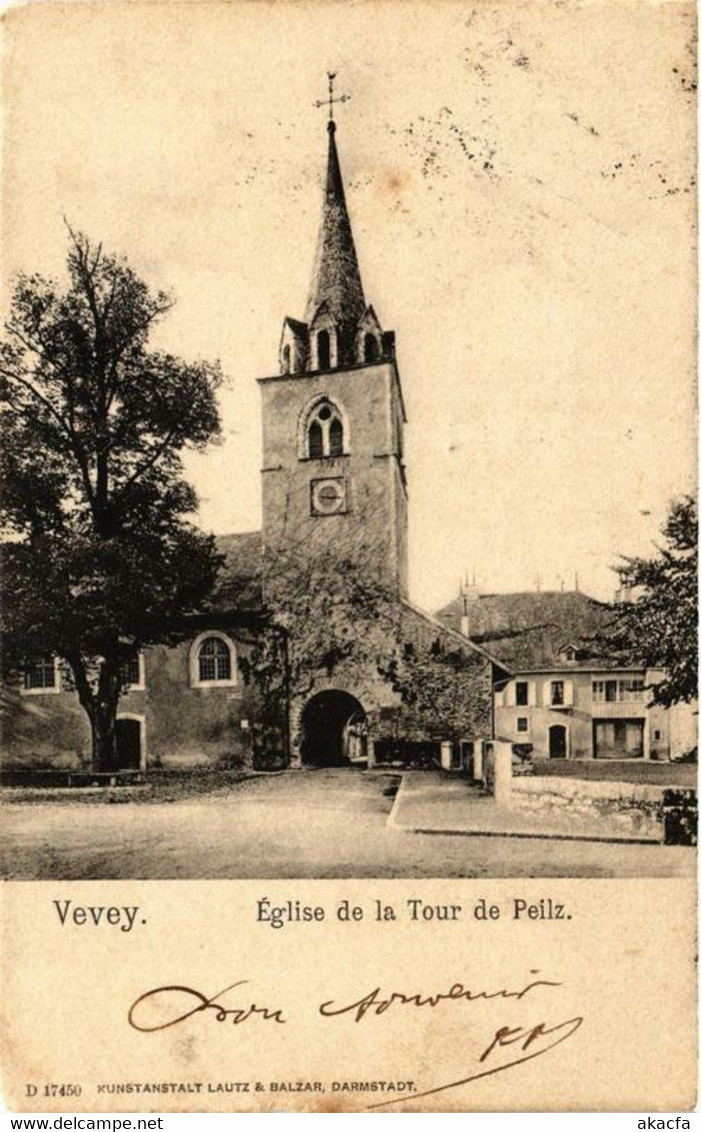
[592,678,618,703]
[20,656,62,696]
[592,676,645,704]
[618,677,645,703]
[516,715,530,736]
[120,650,146,692]
[189,631,238,689]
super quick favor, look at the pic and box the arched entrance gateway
[300,691,367,767]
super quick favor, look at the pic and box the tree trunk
[65,652,122,773]
[93,662,122,772]
[91,709,119,773]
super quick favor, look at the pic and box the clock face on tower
[310,477,347,516]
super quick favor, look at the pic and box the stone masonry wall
[511,775,664,841]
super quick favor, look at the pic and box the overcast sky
[2,0,696,612]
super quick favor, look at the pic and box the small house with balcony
[436,585,696,762]
[494,665,684,761]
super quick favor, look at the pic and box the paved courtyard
[1,769,695,880]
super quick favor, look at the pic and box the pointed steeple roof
[305,121,366,325]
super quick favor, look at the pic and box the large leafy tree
[607,495,697,707]
[1,231,224,770]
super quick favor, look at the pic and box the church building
[2,104,508,776]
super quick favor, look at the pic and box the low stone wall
[511,775,664,841]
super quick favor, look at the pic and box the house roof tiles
[435,589,618,671]
[207,531,263,612]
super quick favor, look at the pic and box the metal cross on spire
[313,71,351,123]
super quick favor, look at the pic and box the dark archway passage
[301,690,366,767]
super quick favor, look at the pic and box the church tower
[258,94,408,597]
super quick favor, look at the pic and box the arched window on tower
[317,329,331,370]
[305,399,346,458]
[308,419,324,460]
[364,333,378,363]
[282,343,291,374]
[329,416,344,457]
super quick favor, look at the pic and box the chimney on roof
[616,583,634,604]
[460,573,480,637]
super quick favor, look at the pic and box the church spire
[305,80,366,325]
[278,75,394,377]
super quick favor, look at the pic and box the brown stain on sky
[378,167,411,196]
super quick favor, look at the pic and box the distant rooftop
[435,588,618,671]
[207,531,263,612]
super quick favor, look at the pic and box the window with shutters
[550,680,565,706]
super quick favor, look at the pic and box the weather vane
[313,71,351,123]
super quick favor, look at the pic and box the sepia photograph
[1,1,698,1117]
[0,0,696,885]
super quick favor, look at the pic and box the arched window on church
[282,343,291,374]
[364,333,378,363]
[198,637,231,682]
[189,632,238,688]
[317,329,331,370]
[306,399,345,459]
